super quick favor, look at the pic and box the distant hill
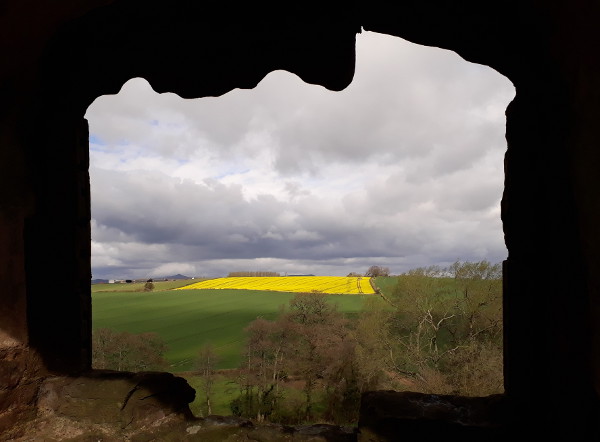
[162,274,191,280]
[91,279,109,284]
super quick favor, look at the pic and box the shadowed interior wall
[1,0,600,439]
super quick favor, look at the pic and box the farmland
[92,283,375,372]
[177,275,377,294]
[91,264,503,423]
[92,279,195,293]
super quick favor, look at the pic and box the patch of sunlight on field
[175,276,377,295]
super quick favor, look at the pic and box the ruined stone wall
[1,0,600,439]
[0,93,39,438]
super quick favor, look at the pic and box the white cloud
[151,262,198,278]
[86,31,515,280]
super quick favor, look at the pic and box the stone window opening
[88,30,510,424]
[5,3,597,439]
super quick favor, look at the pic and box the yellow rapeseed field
[175,276,376,295]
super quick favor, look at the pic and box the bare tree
[388,263,503,395]
[237,293,357,424]
[242,318,290,421]
[283,293,352,421]
[447,259,502,280]
[195,343,220,416]
[92,328,168,372]
[365,265,390,277]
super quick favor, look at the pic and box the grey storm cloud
[91,167,417,260]
[86,31,514,280]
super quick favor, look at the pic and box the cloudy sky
[85,30,515,280]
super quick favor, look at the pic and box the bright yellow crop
[175,276,376,295]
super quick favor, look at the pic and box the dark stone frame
[2,1,600,439]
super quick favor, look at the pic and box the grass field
[92,286,374,372]
[92,279,197,293]
[182,373,240,416]
[370,276,398,294]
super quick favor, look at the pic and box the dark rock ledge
[8,370,358,441]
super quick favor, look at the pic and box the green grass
[181,372,331,423]
[371,276,400,296]
[92,288,372,372]
[92,279,201,293]
[182,373,240,417]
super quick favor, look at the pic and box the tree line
[227,271,281,277]
[192,259,503,425]
[92,328,169,372]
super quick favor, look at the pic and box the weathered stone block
[37,371,195,430]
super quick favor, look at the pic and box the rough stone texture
[2,0,600,440]
[37,371,195,426]
[0,344,43,440]
[13,418,358,442]
[9,374,357,441]
[8,371,195,440]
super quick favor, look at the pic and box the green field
[92,279,197,293]
[182,373,239,416]
[91,274,499,419]
[92,286,374,372]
